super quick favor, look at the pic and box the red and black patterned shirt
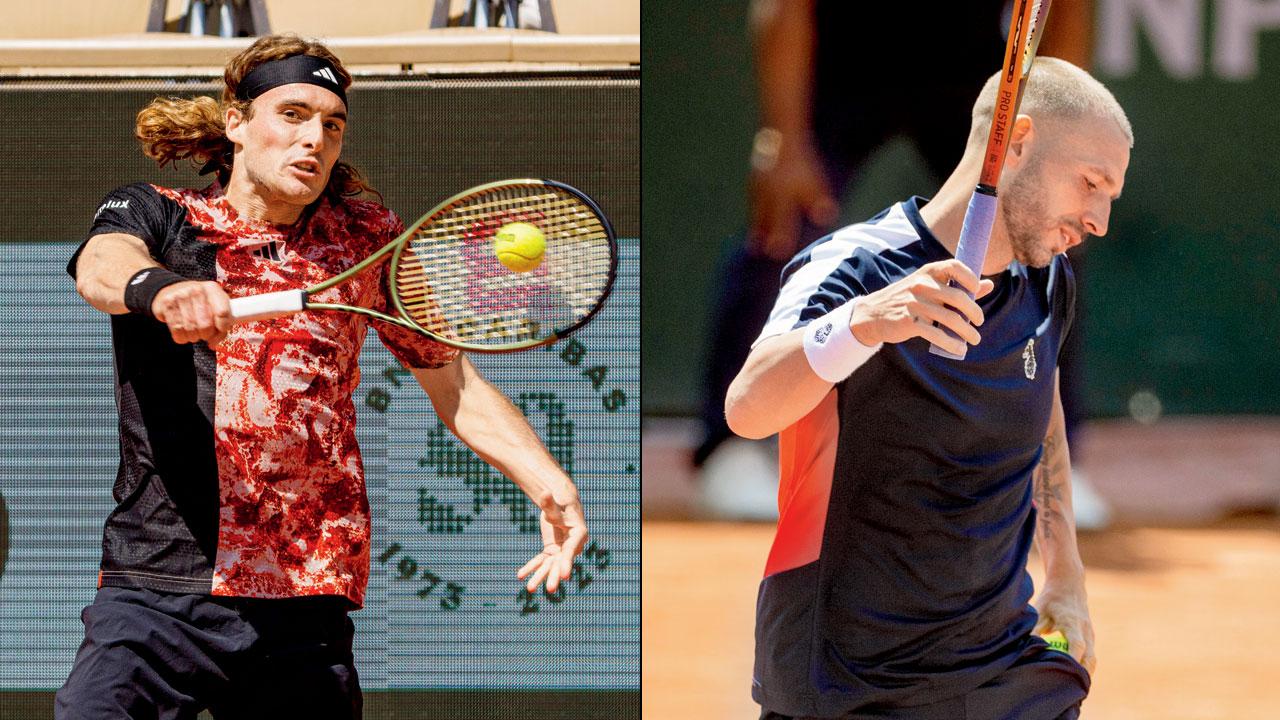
[70,181,458,607]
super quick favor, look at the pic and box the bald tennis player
[727,58,1132,719]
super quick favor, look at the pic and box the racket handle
[229,290,306,323]
[929,187,997,360]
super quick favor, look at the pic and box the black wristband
[123,267,186,318]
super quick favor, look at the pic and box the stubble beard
[1000,156,1055,269]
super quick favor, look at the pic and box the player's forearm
[750,0,816,136]
[413,359,578,511]
[1034,378,1086,581]
[452,386,579,510]
[73,233,161,315]
[725,329,836,439]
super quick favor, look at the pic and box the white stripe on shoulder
[752,203,920,349]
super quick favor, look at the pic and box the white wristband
[801,299,882,383]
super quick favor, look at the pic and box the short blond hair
[969,57,1133,148]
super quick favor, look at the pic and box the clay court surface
[642,419,1280,717]
[643,517,1280,719]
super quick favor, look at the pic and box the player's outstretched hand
[849,259,996,357]
[1034,585,1098,675]
[152,280,233,347]
[517,491,589,594]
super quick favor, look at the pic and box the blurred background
[643,1,1280,718]
[0,2,637,719]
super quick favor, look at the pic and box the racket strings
[394,183,613,346]
[407,194,611,297]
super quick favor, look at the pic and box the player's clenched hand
[517,490,588,594]
[849,259,995,356]
[152,280,233,347]
[1035,583,1097,675]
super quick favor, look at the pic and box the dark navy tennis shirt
[750,197,1082,716]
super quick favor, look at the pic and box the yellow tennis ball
[1042,630,1070,653]
[494,222,546,273]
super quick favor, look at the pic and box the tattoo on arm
[1034,430,1068,540]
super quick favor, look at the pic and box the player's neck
[224,172,306,226]
[920,152,1014,277]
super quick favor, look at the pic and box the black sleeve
[67,183,185,278]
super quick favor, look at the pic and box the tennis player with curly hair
[58,34,587,720]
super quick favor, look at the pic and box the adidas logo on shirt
[312,67,338,85]
[252,241,286,263]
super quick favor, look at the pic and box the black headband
[236,54,348,107]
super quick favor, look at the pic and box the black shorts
[761,640,1089,720]
[56,585,360,720]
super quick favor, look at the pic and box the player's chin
[1015,245,1057,269]
[277,176,326,204]
[1030,254,1056,269]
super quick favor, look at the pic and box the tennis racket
[930,0,1053,359]
[228,179,617,353]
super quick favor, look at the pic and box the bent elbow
[724,386,774,441]
[728,417,773,441]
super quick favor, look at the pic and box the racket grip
[229,290,306,323]
[929,188,997,360]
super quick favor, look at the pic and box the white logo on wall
[1023,338,1037,380]
[312,67,338,84]
[1099,0,1280,79]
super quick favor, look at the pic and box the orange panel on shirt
[764,390,839,579]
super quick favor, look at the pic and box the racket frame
[388,178,618,353]
[235,178,618,353]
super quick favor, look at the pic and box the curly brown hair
[135,34,376,200]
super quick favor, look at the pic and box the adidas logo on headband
[237,55,348,107]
